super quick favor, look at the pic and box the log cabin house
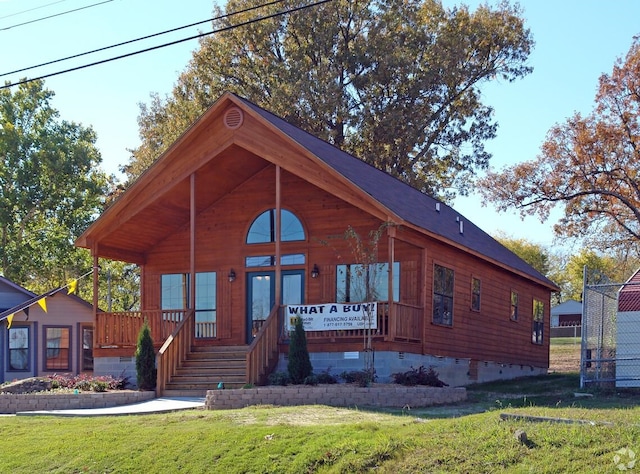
[75,92,559,396]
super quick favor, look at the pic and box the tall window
[161,272,217,338]
[246,209,305,243]
[471,277,481,311]
[433,264,454,326]
[81,326,94,371]
[336,262,400,303]
[510,291,519,321]
[532,299,544,344]
[45,327,70,371]
[8,326,29,371]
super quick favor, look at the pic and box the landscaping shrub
[391,365,448,387]
[268,371,290,386]
[315,370,338,384]
[135,320,157,390]
[340,369,376,387]
[303,375,319,386]
[287,316,313,384]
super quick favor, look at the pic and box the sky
[1,0,640,251]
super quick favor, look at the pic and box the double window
[161,272,217,338]
[532,299,544,344]
[433,264,454,326]
[336,262,400,303]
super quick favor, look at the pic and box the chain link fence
[581,269,640,388]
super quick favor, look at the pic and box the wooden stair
[161,345,248,397]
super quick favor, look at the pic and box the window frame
[8,325,30,372]
[433,263,454,327]
[532,298,544,345]
[471,276,481,312]
[510,290,519,321]
[246,208,305,244]
[336,262,400,303]
[44,325,72,372]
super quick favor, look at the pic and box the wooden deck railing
[156,309,196,396]
[95,310,186,348]
[246,305,280,385]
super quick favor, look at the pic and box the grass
[2,338,638,473]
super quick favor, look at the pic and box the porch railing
[156,309,196,396]
[95,310,186,348]
[393,302,423,342]
[246,305,280,385]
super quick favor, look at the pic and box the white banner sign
[285,302,378,331]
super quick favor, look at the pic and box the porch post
[275,165,281,307]
[387,225,396,341]
[92,247,99,318]
[189,173,196,311]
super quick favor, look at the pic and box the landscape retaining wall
[205,384,466,410]
[0,391,156,414]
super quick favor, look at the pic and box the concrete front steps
[162,345,248,397]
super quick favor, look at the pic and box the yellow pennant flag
[37,298,47,313]
[67,279,78,295]
[6,314,14,329]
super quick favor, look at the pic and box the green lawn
[1,374,639,473]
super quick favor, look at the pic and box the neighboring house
[616,269,640,387]
[75,93,559,395]
[0,276,94,383]
[551,300,582,327]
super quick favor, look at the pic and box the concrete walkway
[16,397,206,417]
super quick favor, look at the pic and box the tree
[287,316,312,384]
[494,233,551,276]
[0,80,110,289]
[135,320,156,390]
[125,0,533,200]
[480,37,640,249]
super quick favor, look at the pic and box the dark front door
[246,270,304,343]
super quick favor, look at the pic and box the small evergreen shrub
[315,370,338,384]
[135,320,157,390]
[91,381,109,392]
[391,366,448,387]
[287,316,313,384]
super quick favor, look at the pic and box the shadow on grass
[373,372,640,420]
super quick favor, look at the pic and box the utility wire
[0,0,114,31]
[0,0,67,21]
[0,0,333,90]
[0,0,287,78]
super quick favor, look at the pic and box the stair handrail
[246,305,280,385]
[156,308,196,396]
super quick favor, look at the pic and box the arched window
[246,209,305,244]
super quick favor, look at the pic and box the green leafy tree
[494,233,552,276]
[126,0,533,200]
[0,80,110,289]
[135,320,156,390]
[287,316,312,384]
[480,38,640,250]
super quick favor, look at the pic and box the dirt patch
[549,342,581,373]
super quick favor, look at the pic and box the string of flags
[2,270,93,329]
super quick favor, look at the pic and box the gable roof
[551,299,582,316]
[235,95,558,290]
[77,92,558,291]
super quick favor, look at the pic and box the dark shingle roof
[237,95,557,290]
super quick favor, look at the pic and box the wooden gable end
[77,94,399,263]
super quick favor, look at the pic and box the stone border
[0,391,156,414]
[205,384,466,410]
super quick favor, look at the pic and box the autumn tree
[480,37,640,250]
[494,233,552,276]
[126,0,533,200]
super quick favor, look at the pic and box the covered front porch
[94,301,423,394]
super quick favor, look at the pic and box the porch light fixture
[311,264,320,279]
[228,269,236,282]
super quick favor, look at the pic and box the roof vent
[223,107,244,130]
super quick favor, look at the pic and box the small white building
[551,299,582,327]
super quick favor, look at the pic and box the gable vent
[223,107,244,129]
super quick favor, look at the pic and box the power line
[0,0,67,21]
[0,0,333,90]
[0,0,287,78]
[0,0,114,31]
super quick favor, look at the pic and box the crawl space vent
[223,107,244,129]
